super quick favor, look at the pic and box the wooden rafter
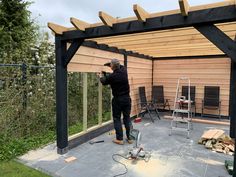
[70,17,90,31]
[179,0,189,16]
[48,22,68,35]
[99,11,117,27]
[48,0,235,33]
[133,4,150,22]
[61,5,236,41]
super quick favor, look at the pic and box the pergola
[48,0,236,175]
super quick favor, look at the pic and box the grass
[0,160,51,177]
[0,131,56,161]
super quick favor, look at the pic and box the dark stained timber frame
[55,36,68,154]
[61,5,236,41]
[54,4,236,176]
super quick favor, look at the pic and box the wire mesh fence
[0,64,112,142]
[0,64,55,140]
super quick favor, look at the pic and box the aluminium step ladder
[169,77,193,138]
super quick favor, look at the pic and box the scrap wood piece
[201,129,219,139]
[224,147,230,154]
[227,144,235,152]
[65,156,77,163]
[214,148,223,153]
[212,129,225,139]
[205,140,213,149]
[200,129,225,140]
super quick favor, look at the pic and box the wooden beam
[64,39,84,66]
[99,11,117,27]
[179,0,190,16]
[93,22,236,43]
[133,4,150,22]
[77,1,235,29]
[70,17,90,31]
[61,5,236,41]
[194,24,236,62]
[48,22,68,35]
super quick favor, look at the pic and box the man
[98,58,132,145]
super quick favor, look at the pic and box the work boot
[112,139,124,145]
[126,139,133,144]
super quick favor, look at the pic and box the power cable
[112,154,129,177]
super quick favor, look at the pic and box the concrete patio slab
[19,116,233,177]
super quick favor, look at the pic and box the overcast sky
[29,0,224,30]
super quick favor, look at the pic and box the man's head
[104,58,120,71]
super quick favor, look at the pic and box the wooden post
[55,36,68,154]
[229,60,236,177]
[83,73,88,131]
[111,89,113,120]
[98,81,103,125]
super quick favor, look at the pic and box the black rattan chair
[152,85,170,111]
[202,86,221,119]
[138,86,160,122]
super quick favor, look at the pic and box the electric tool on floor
[127,129,151,161]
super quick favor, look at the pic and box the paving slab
[19,115,233,177]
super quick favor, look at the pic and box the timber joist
[48,0,236,58]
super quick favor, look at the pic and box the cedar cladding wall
[68,46,153,117]
[153,57,231,116]
[127,56,153,116]
[68,46,124,73]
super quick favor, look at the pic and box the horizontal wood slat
[128,56,152,116]
[68,46,124,72]
[93,22,236,57]
[153,57,230,116]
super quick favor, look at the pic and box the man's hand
[96,72,102,78]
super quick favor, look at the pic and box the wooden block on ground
[201,129,218,139]
[205,140,213,149]
[228,144,235,152]
[212,130,225,140]
[65,156,77,163]
[215,148,223,153]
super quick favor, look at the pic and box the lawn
[0,160,51,177]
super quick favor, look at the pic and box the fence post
[98,81,102,125]
[21,63,27,109]
[83,73,88,131]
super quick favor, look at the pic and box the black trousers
[112,96,132,140]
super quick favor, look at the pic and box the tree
[0,0,38,63]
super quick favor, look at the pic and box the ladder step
[174,109,190,113]
[171,116,191,123]
[171,127,190,132]
[172,117,191,123]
